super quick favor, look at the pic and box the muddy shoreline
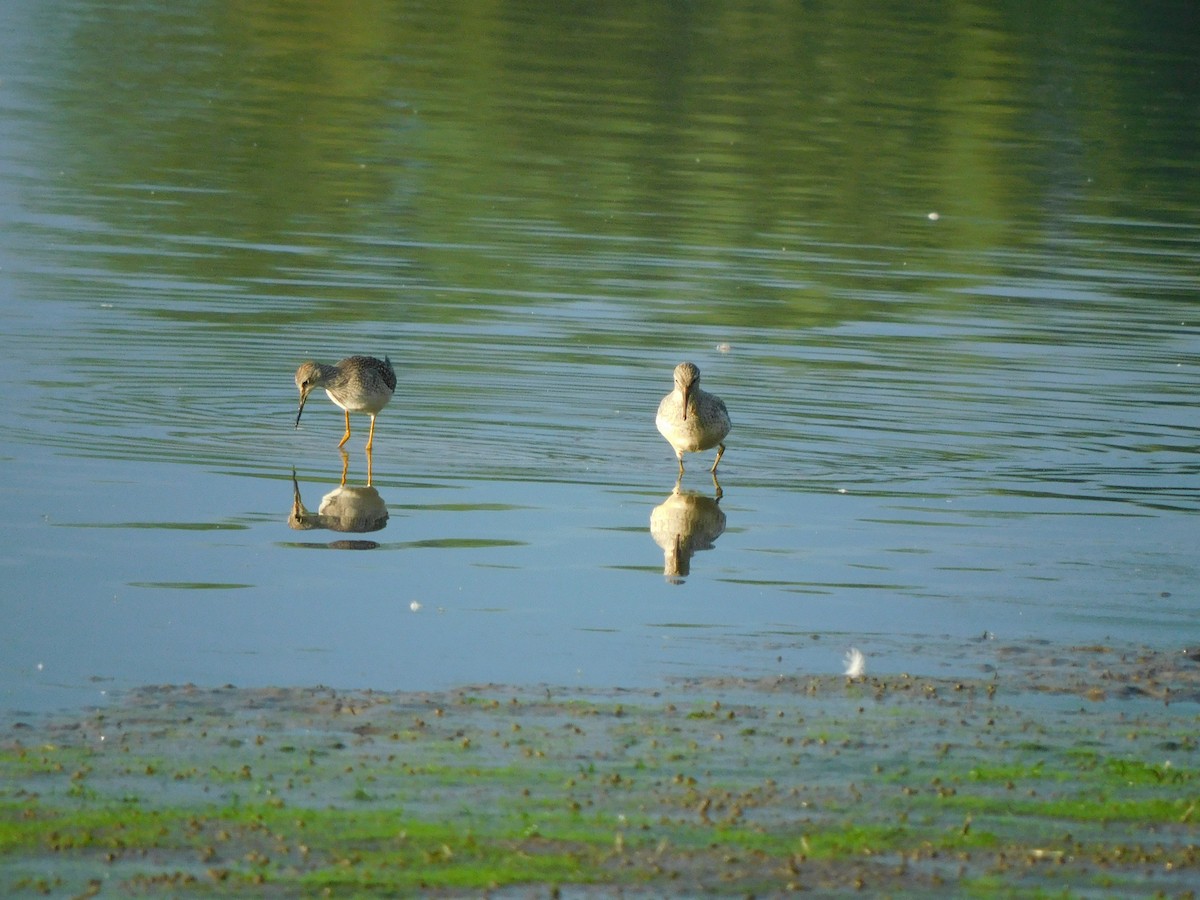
[2,641,1198,896]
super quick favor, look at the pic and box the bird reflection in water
[289,467,388,550]
[649,476,726,583]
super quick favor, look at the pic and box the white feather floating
[843,647,866,679]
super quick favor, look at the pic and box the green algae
[2,642,1199,896]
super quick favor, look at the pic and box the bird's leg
[676,451,685,476]
[365,444,374,486]
[365,414,377,452]
[710,443,725,473]
[338,410,352,448]
[339,449,349,486]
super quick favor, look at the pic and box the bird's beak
[295,387,310,428]
[681,383,692,421]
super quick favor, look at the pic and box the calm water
[1,2,1197,712]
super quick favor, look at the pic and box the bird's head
[674,361,700,420]
[294,361,322,427]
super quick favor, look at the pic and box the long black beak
[682,384,692,421]
[295,392,308,428]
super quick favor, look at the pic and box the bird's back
[332,356,396,413]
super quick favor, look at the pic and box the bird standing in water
[655,361,731,475]
[295,355,396,451]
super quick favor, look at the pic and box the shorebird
[655,361,731,475]
[294,355,396,451]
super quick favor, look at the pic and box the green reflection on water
[57,522,250,531]
[398,538,525,550]
[128,582,254,590]
[17,0,1199,335]
[3,0,1196,503]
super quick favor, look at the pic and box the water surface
[1,1,1197,712]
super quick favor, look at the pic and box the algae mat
[2,642,1198,897]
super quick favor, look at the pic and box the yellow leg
[339,449,349,486]
[365,414,378,452]
[710,443,725,473]
[365,444,374,486]
[677,452,685,476]
[338,410,351,448]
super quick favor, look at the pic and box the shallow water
[1,2,1197,712]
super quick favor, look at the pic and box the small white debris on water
[927,211,940,220]
[716,342,732,353]
[843,647,866,679]
[410,601,422,612]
